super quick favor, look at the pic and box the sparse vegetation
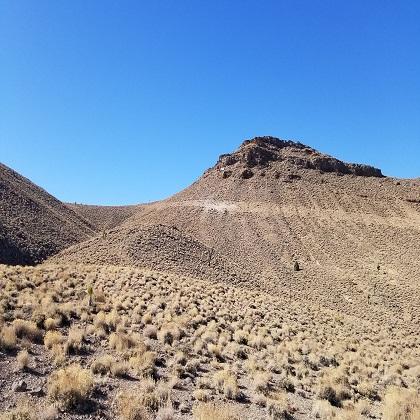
[0,263,418,418]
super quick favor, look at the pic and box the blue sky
[1,1,419,205]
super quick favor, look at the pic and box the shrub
[223,376,240,400]
[50,343,67,366]
[44,317,60,331]
[66,327,85,354]
[143,325,157,339]
[254,371,272,393]
[267,392,290,419]
[193,389,211,402]
[312,399,335,418]
[109,332,137,351]
[129,351,156,377]
[44,331,64,349]
[0,400,33,420]
[0,325,17,351]
[156,405,175,420]
[115,391,150,420]
[192,403,239,420]
[47,364,94,409]
[16,349,29,370]
[110,361,130,378]
[91,355,114,375]
[12,319,42,343]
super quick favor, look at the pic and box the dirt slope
[50,223,252,286]
[0,163,96,265]
[52,137,420,331]
[66,203,139,231]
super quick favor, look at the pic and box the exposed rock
[30,387,45,397]
[240,169,254,179]
[215,136,383,178]
[12,380,27,392]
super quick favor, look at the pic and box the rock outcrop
[216,136,383,177]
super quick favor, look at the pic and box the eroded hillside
[0,163,95,265]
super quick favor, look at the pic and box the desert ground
[0,137,419,419]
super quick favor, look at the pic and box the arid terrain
[0,137,419,419]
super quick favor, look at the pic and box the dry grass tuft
[47,363,94,409]
[0,325,17,351]
[382,386,420,420]
[16,349,30,370]
[12,319,43,343]
[44,331,64,349]
[115,391,150,420]
[192,402,239,420]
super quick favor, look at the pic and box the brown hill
[50,223,252,286]
[52,137,420,332]
[0,162,96,265]
[66,203,139,231]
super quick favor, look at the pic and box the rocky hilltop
[215,136,383,179]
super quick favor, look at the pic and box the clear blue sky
[1,1,419,205]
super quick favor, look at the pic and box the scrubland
[0,264,418,419]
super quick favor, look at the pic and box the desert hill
[0,138,419,419]
[66,203,139,231]
[0,163,96,265]
[51,223,253,286]
[52,137,420,332]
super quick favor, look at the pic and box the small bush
[156,405,175,420]
[44,317,60,331]
[47,364,94,410]
[44,331,64,349]
[12,319,42,343]
[143,325,157,339]
[109,332,137,351]
[115,391,150,420]
[223,376,240,400]
[110,361,130,378]
[0,325,17,351]
[50,343,67,366]
[129,351,156,377]
[192,403,239,420]
[91,355,114,375]
[0,400,33,420]
[16,349,30,370]
[66,327,85,354]
[193,389,211,402]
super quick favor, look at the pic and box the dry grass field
[0,264,419,419]
[0,137,419,419]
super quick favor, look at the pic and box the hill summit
[214,136,383,179]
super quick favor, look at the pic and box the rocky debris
[12,380,27,392]
[30,386,45,397]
